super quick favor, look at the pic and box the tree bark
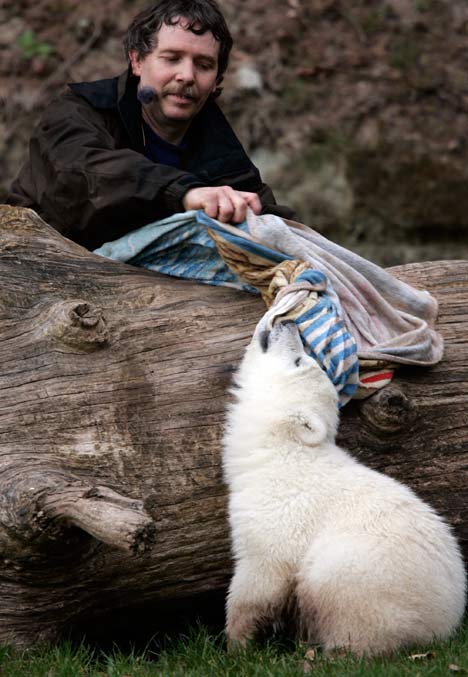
[0,205,466,646]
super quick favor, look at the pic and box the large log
[0,205,466,646]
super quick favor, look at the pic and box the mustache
[163,85,197,100]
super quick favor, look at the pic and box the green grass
[0,620,466,676]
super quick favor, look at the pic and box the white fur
[223,322,466,655]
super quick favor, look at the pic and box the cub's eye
[294,357,302,367]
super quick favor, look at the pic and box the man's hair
[123,0,233,93]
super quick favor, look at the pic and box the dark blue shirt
[142,120,189,168]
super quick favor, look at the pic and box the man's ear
[129,50,142,77]
[291,412,327,447]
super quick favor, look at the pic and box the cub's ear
[290,412,327,447]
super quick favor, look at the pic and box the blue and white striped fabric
[94,211,358,406]
[260,268,359,406]
[293,272,359,404]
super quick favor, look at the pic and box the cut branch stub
[42,484,157,554]
[0,471,156,555]
[359,384,416,436]
[42,299,109,350]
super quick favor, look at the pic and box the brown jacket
[8,69,295,250]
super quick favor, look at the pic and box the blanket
[94,210,443,406]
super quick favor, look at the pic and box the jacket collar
[69,68,144,152]
[117,68,144,152]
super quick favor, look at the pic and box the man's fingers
[182,186,261,223]
[221,188,259,223]
[217,195,235,223]
[240,191,262,215]
[230,193,249,224]
[202,195,220,219]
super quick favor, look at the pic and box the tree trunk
[0,205,466,646]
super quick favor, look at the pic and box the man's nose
[175,59,195,82]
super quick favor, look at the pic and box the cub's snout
[256,320,306,358]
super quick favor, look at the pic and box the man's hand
[182,186,262,224]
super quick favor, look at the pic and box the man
[8,0,295,251]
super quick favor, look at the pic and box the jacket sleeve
[10,92,207,247]
[256,182,298,221]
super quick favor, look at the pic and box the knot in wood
[70,302,101,328]
[360,385,414,436]
[45,299,109,350]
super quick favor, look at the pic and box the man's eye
[198,62,215,71]
[163,56,179,63]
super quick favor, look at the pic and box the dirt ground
[1,0,468,264]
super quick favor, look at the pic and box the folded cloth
[94,210,256,292]
[94,210,443,406]
[203,211,443,365]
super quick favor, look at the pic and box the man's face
[129,19,220,139]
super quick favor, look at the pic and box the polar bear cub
[223,321,466,655]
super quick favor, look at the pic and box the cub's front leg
[226,558,292,648]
